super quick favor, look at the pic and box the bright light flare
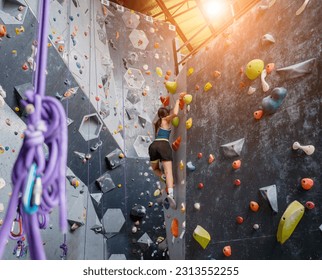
[203,0,227,17]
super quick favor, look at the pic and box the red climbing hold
[223,245,232,257]
[0,24,7,37]
[172,136,181,151]
[249,201,259,212]
[197,152,203,159]
[305,201,315,209]
[236,216,244,224]
[234,179,241,186]
[232,160,241,170]
[301,178,314,190]
[198,183,204,189]
[160,96,170,107]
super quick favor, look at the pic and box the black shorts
[148,140,173,162]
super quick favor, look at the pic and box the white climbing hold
[261,69,270,92]
[247,86,256,95]
[0,85,6,98]
[0,96,4,107]
[194,202,201,210]
[0,178,5,189]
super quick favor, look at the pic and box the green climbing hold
[165,81,178,94]
[245,59,264,80]
[172,116,179,127]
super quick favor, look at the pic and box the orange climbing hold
[223,245,232,257]
[0,24,6,37]
[266,63,275,74]
[58,45,64,52]
[208,154,215,164]
[249,201,259,212]
[179,99,185,110]
[172,136,181,151]
[171,218,179,238]
[232,160,241,170]
[160,96,170,107]
[212,70,221,78]
[301,178,314,190]
[166,70,172,76]
[197,152,203,159]
[254,110,263,120]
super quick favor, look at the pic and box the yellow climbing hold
[172,116,179,127]
[186,117,192,129]
[245,59,264,80]
[187,67,194,76]
[193,225,211,249]
[179,160,184,170]
[183,94,192,105]
[204,82,212,92]
[156,67,163,77]
[277,200,304,244]
[165,81,177,94]
[153,189,161,197]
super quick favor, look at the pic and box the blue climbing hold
[187,161,196,171]
[262,87,287,114]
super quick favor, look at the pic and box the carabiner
[23,163,42,215]
[10,216,23,238]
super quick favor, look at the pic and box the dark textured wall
[183,0,322,259]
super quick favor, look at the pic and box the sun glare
[203,0,227,17]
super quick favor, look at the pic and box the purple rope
[0,0,68,259]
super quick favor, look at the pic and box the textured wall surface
[184,0,322,259]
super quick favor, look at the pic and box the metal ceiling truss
[153,0,261,74]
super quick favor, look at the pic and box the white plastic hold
[194,203,200,210]
[0,85,6,98]
[0,178,5,189]
[296,0,310,16]
[132,226,137,233]
[261,33,275,45]
[0,95,4,107]
[292,141,315,155]
[247,86,256,95]
[261,69,270,92]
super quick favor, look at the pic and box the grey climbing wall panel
[182,0,322,259]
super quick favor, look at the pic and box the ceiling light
[203,0,227,17]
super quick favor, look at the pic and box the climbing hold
[0,96,4,107]
[194,203,201,210]
[292,141,315,155]
[249,201,259,212]
[154,42,160,49]
[261,33,275,45]
[262,87,287,114]
[212,71,221,78]
[153,189,161,197]
[25,104,35,115]
[236,216,244,224]
[187,67,194,76]
[186,118,192,130]
[95,96,100,101]
[164,75,169,80]
[186,161,196,171]
[195,84,200,90]
[0,178,5,190]
[247,86,256,95]
[171,218,179,238]
[277,200,304,244]
[0,24,7,37]
[221,138,245,158]
[22,63,29,71]
[296,0,311,16]
[265,63,275,74]
[171,116,179,127]
[245,59,264,80]
[15,26,25,35]
[254,110,263,120]
[301,178,314,190]
[232,160,241,170]
[160,96,170,107]
[183,94,193,105]
[166,70,172,76]
[198,183,204,189]
[130,204,146,221]
[261,69,270,92]
[132,226,137,233]
[180,203,186,213]
[193,225,211,249]
[179,160,184,170]
[58,45,64,52]
[208,154,215,164]
[259,184,278,213]
[179,99,185,110]
[172,136,181,151]
[234,179,241,186]
[197,152,203,159]
[223,246,232,257]
[253,224,260,230]
[165,81,177,94]
[204,82,212,92]
[305,201,315,210]
[156,67,163,77]
[276,58,316,79]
